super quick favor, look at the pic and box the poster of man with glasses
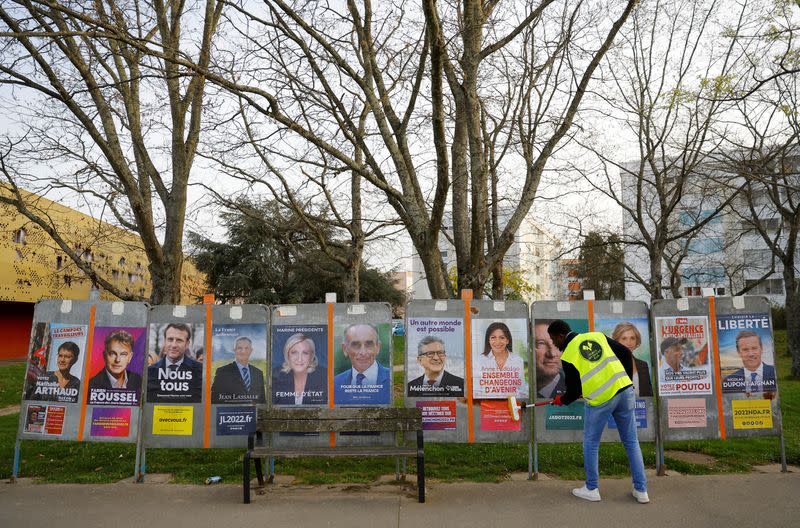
[406,318,465,398]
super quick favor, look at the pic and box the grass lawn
[1,332,797,484]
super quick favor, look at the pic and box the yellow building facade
[0,187,206,304]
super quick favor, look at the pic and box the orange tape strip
[327,303,336,448]
[462,290,475,443]
[587,299,595,331]
[203,304,212,448]
[77,304,97,442]
[708,297,726,440]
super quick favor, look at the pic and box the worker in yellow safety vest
[547,319,649,504]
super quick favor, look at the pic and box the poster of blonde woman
[471,319,529,399]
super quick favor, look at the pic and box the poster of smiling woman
[271,325,328,406]
[471,319,529,399]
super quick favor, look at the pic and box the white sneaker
[632,489,650,503]
[572,485,601,502]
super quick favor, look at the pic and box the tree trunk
[783,272,800,378]
[649,250,665,300]
[418,240,451,299]
[491,261,503,300]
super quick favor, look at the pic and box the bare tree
[0,0,224,304]
[198,90,399,303]
[715,71,800,378]
[203,0,638,299]
[572,0,751,300]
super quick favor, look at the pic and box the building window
[56,256,63,269]
[112,270,119,280]
[15,249,24,260]
[82,249,93,262]
[741,217,782,231]
[13,228,27,245]
[64,275,72,287]
[745,279,784,295]
[715,287,726,296]
[688,237,723,255]
[685,286,702,297]
[119,257,126,267]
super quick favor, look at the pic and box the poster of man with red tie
[405,318,465,398]
[718,313,777,395]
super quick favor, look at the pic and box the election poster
[533,318,588,399]
[146,323,204,403]
[479,400,521,431]
[717,313,777,395]
[24,404,46,433]
[731,399,773,429]
[406,318,465,398]
[210,323,268,404]
[608,399,648,429]
[471,319,529,399]
[90,407,132,437]
[415,401,457,431]
[152,405,193,435]
[332,322,392,405]
[87,326,146,407]
[545,401,584,430]
[594,317,654,398]
[24,324,87,404]
[43,405,66,435]
[667,398,707,428]
[654,316,712,396]
[270,325,328,406]
[216,406,257,436]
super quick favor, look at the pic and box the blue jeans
[583,385,647,492]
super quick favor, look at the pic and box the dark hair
[104,330,134,354]
[483,322,512,356]
[164,323,192,341]
[547,320,571,337]
[57,341,80,367]
[735,331,762,350]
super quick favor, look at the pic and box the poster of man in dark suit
[333,323,391,405]
[407,335,464,397]
[722,330,777,394]
[146,323,203,403]
[88,328,144,406]
[211,336,266,404]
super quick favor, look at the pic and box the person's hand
[551,395,564,406]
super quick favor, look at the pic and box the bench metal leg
[416,430,425,503]
[243,453,251,504]
[255,458,264,486]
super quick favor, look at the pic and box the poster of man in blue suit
[333,323,391,405]
[718,313,777,394]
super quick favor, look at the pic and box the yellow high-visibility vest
[561,332,632,406]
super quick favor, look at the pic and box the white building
[410,210,562,302]
[621,157,796,305]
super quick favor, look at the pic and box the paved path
[2,470,798,527]
[0,404,20,416]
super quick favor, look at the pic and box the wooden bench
[243,407,425,504]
